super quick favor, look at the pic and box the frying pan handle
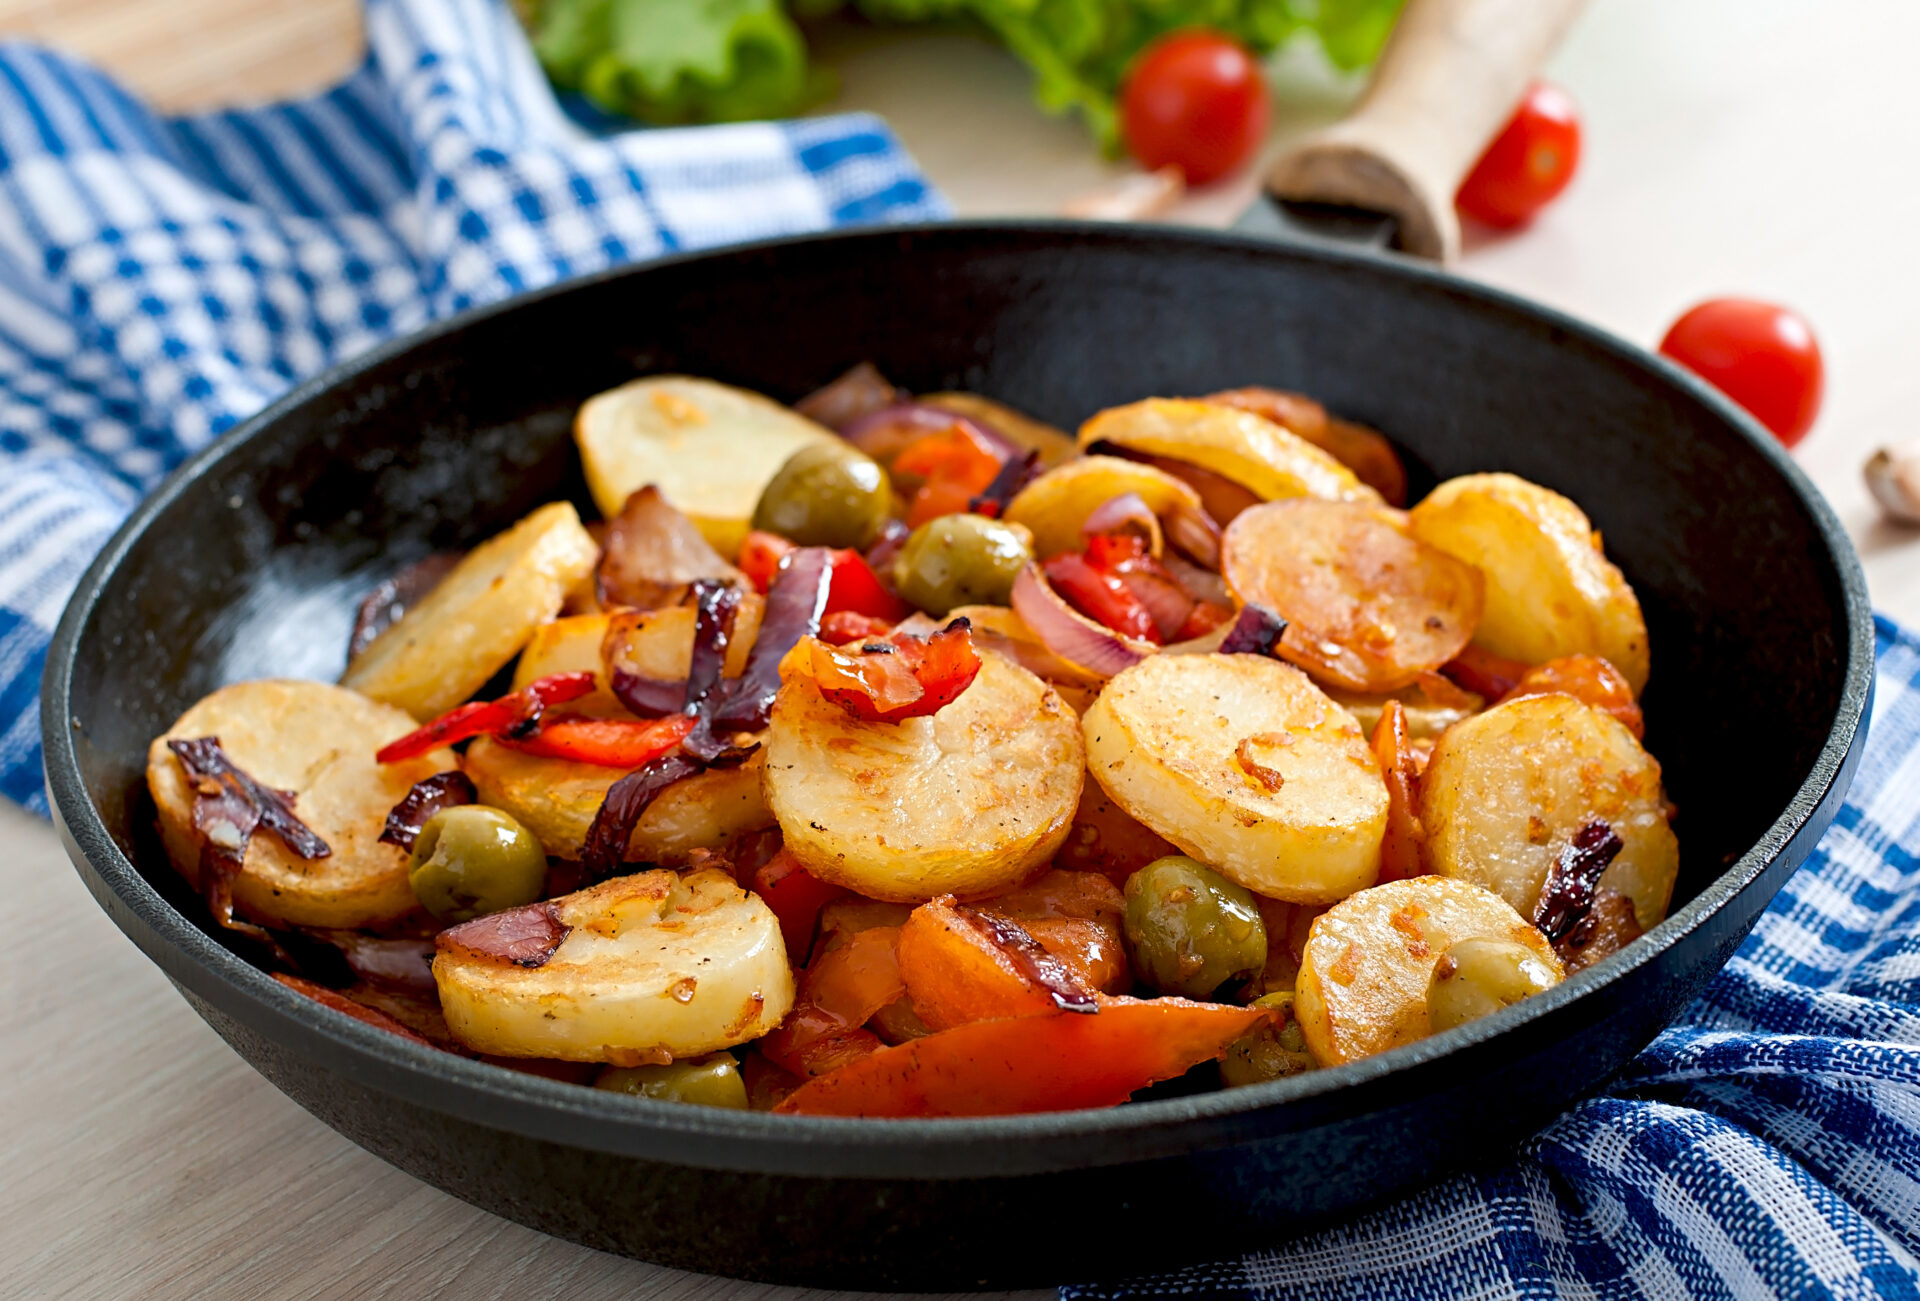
[1263,0,1589,261]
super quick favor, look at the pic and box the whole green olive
[594,1053,748,1108]
[1122,856,1268,1000]
[1426,937,1561,1033]
[891,513,1034,617]
[751,442,892,549]
[1220,992,1318,1087]
[407,805,548,923]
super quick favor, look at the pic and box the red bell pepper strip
[894,423,1005,527]
[498,714,697,768]
[822,548,911,621]
[758,925,904,1077]
[1441,644,1532,700]
[738,529,797,594]
[753,848,849,966]
[802,619,983,724]
[375,672,597,763]
[1042,552,1160,643]
[819,609,896,645]
[1370,700,1428,883]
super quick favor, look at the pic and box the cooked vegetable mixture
[147,366,1677,1117]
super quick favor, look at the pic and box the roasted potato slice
[1294,876,1562,1066]
[434,868,794,1062]
[764,650,1085,902]
[512,613,623,716]
[463,737,773,864]
[342,502,598,720]
[1203,387,1408,506]
[1408,473,1650,694]
[1420,692,1678,931]
[921,392,1077,468]
[575,376,841,554]
[1078,399,1380,505]
[1081,653,1387,903]
[1222,500,1484,693]
[1001,456,1202,560]
[148,679,457,929]
[600,597,762,684]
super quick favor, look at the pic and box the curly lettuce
[522,0,1405,145]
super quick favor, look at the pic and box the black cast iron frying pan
[43,223,1873,1290]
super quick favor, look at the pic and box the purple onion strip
[1219,605,1290,657]
[581,753,705,883]
[378,770,477,851]
[954,905,1098,1014]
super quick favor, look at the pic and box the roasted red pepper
[1441,644,1532,700]
[499,714,697,768]
[821,548,911,621]
[1043,552,1160,643]
[894,422,1005,527]
[819,609,896,645]
[375,672,597,763]
[753,848,849,965]
[738,529,796,594]
[803,619,983,724]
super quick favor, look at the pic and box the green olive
[891,513,1034,617]
[1221,992,1317,1087]
[1426,937,1561,1033]
[1122,856,1268,1000]
[406,805,547,923]
[594,1054,748,1108]
[751,442,892,549]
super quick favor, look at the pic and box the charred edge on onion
[970,448,1041,517]
[312,932,440,994]
[348,552,462,661]
[1533,821,1625,942]
[681,580,758,765]
[1219,604,1290,657]
[794,361,903,432]
[1552,887,1644,974]
[953,903,1098,1014]
[580,753,706,883]
[378,770,477,850]
[168,737,328,948]
[712,546,833,731]
[863,517,911,578]
[437,901,572,969]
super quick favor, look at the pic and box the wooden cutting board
[0,0,364,110]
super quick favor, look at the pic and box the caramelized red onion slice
[953,904,1097,1014]
[273,973,439,1046]
[350,553,462,661]
[581,753,706,883]
[597,485,744,610]
[970,448,1041,517]
[863,517,912,578]
[1162,550,1230,607]
[169,737,331,939]
[1218,604,1290,658]
[438,900,572,968]
[378,770,477,851]
[795,361,904,431]
[1081,491,1159,543]
[1117,567,1195,643]
[1010,564,1154,679]
[1533,821,1625,942]
[330,934,440,994]
[1164,501,1223,570]
[843,403,1019,465]
[610,670,684,719]
[711,547,834,731]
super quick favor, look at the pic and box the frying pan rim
[42,219,1876,1180]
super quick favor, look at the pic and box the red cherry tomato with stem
[1456,81,1582,228]
[1658,298,1824,447]
[1120,30,1270,186]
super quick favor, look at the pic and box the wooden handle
[1264,0,1588,261]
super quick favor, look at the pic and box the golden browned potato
[434,868,794,1062]
[600,597,762,683]
[1001,456,1202,559]
[1081,653,1387,904]
[512,613,622,716]
[764,651,1084,902]
[148,679,457,929]
[463,737,773,864]
[921,392,1077,467]
[1407,473,1650,693]
[1222,499,1484,693]
[342,502,598,719]
[1078,398,1380,505]
[1293,876,1562,1066]
[574,376,840,555]
[1420,692,1679,931]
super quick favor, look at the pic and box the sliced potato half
[1081,653,1387,903]
[1222,499,1484,693]
[575,376,841,554]
[1294,876,1562,1066]
[463,737,773,864]
[1002,455,1203,559]
[435,868,794,1062]
[342,502,598,720]
[1420,692,1678,931]
[1079,399,1380,505]
[512,613,623,716]
[764,650,1085,902]
[600,597,763,684]
[1407,473,1650,693]
[148,679,456,929]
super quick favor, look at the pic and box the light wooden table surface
[2,2,1916,1298]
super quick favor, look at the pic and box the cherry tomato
[1658,298,1825,446]
[1456,81,1582,228]
[1119,30,1270,186]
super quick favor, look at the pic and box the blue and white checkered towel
[1,4,1916,1296]
[0,0,942,812]
[1070,618,1920,1299]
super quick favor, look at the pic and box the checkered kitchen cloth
[0,0,943,813]
[2,4,1916,1297]
[1069,618,1920,1298]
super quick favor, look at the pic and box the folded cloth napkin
[0,0,944,812]
[1068,616,1920,1299]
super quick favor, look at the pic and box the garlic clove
[1864,442,1920,525]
